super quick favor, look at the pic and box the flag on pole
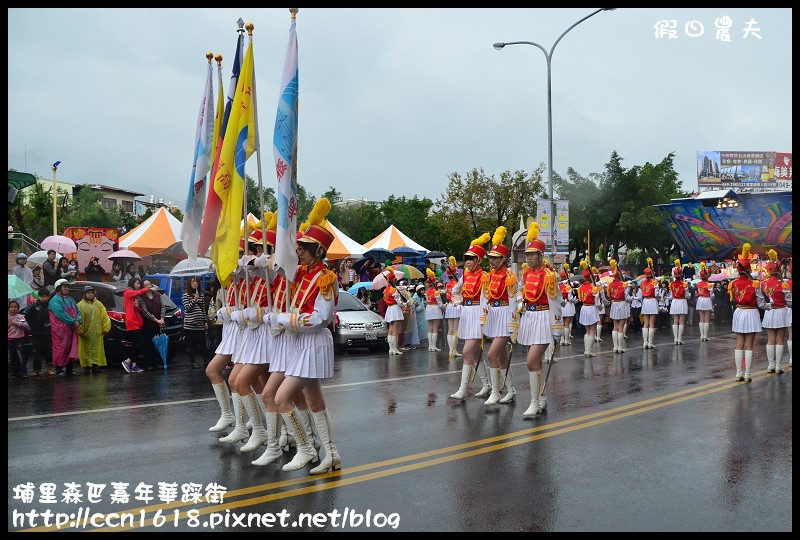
[211,53,225,173]
[274,10,300,282]
[211,30,257,286]
[180,53,215,260]
[198,21,244,258]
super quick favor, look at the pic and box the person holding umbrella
[449,232,492,401]
[515,222,557,416]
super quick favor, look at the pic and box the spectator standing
[182,275,208,369]
[57,256,77,283]
[136,279,166,370]
[124,263,140,282]
[121,276,154,373]
[11,252,34,308]
[84,256,107,282]
[628,280,643,332]
[712,281,733,324]
[48,279,81,377]
[110,261,124,282]
[77,284,111,374]
[683,262,696,281]
[8,300,30,378]
[21,288,53,377]
[31,265,45,292]
[42,250,59,288]
[340,258,359,290]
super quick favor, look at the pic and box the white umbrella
[26,250,62,266]
[108,249,142,261]
[369,270,405,291]
[170,257,214,276]
[40,234,77,253]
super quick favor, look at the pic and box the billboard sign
[698,151,791,190]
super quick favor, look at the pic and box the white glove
[270,312,286,335]
[765,302,772,311]
[230,309,245,327]
[243,307,262,328]
[254,254,270,268]
[216,308,230,323]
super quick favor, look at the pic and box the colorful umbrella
[347,282,372,295]
[8,274,35,298]
[40,234,77,254]
[152,332,169,369]
[708,273,729,282]
[369,270,405,291]
[392,264,423,280]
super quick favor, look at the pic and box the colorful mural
[654,191,792,262]
[64,227,120,277]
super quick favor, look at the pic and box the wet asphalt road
[8,322,792,532]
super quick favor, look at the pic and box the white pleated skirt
[670,298,688,315]
[268,332,291,373]
[459,304,483,340]
[283,329,334,379]
[732,308,762,333]
[695,297,713,311]
[609,300,630,320]
[445,303,462,319]
[425,305,443,320]
[227,324,249,362]
[235,324,269,365]
[517,309,552,345]
[579,305,599,326]
[641,297,659,316]
[561,301,575,317]
[215,321,236,355]
[483,305,513,338]
[762,306,790,329]
[384,304,405,323]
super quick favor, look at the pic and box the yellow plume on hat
[492,226,507,246]
[308,197,331,226]
[526,221,540,243]
[267,211,278,232]
[449,255,457,268]
[256,210,273,230]
[563,262,570,274]
[674,258,681,268]
[520,263,529,271]
[580,260,588,271]
[768,249,778,262]
[741,243,751,259]
[471,232,491,246]
[610,258,618,271]
[700,261,707,272]
[646,257,653,268]
[426,268,435,278]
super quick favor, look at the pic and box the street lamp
[493,8,615,264]
[52,161,61,235]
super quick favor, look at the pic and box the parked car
[332,291,389,353]
[67,281,185,366]
[144,272,216,312]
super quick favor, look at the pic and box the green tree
[244,174,277,217]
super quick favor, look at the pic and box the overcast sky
[8,8,792,211]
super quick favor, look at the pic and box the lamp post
[493,8,615,265]
[52,161,61,235]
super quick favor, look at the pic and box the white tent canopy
[119,207,183,257]
[324,221,366,260]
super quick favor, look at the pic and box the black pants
[630,307,642,330]
[183,328,208,367]
[30,334,52,374]
[126,329,147,364]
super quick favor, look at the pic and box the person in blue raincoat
[413,284,428,348]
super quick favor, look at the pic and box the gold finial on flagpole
[290,8,299,19]
[206,51,214,64]
[215,53,223,67]
[246,22,254,35]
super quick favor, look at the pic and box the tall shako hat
[736,243,752,273]
[264,211,278,247]
[610,258,622,279]
[580,260,592,283]
[488,226,509,258]
[465,232,490,260]
[298,198,334,251]
[524,221,545,254]
[699,261,708,278]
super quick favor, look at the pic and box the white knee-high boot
[281,407,319,472]
[484,368,502,405]
[523,371,540,416]
[498,369,516,404]
[734,349,744,380]
[584,335,596,357]
[744,350,754,381]
[774,344,785,373]
[672,324,679,344]
[429,332,440,351]
[677,324,685,345]
[612,331,619,353]
[209,382,235,432]
[648,327,656,348]
[787,340,792,365]
[219,393,249,443]
[617,330,626,352]
[595,324,603,342]
[309,409,342,475]
[642,328,648,348]
[240,392,268,452]
[450,364,473,400]
[252,411,284,466]
[474,362,491,398]
[766,344,776,371]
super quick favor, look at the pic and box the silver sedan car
[332,291,389,353]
